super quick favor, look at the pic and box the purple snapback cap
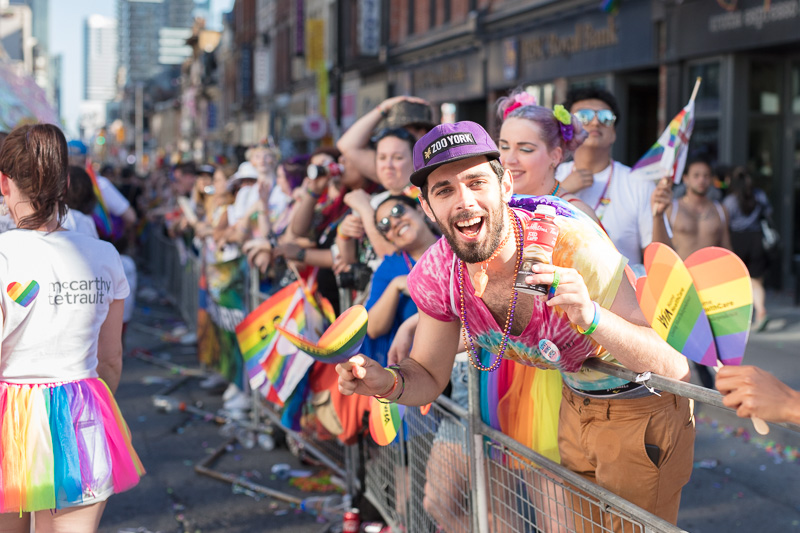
[410,121,500,188]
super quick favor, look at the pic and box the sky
[49,0,234,139]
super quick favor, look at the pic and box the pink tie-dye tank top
[408,200,630,391]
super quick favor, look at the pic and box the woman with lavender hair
[496,89,600,225]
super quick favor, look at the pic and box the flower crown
[553,105,574,142]
[502,92,538,120]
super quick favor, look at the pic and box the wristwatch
[295,248,306,262]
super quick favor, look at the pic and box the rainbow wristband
[548,270,561,300]
[577,301,601,335]
[375,367,399,403]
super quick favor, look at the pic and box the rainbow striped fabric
[235,270,334,405]
[275,305,368,365]
[0,378,144,512]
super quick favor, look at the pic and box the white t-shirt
[556,161,655,266]
[0,230,130,383]
[62,208,99,238]
[97,175,131,217]
[226,183,260,226]
[120,254,137,323]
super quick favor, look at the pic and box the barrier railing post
[468,365,489,533]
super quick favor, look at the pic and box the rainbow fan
[636,244,717,366]
[369,396,405,446]
[276,305,369,364]
[684,247,753,367]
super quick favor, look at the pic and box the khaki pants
[558,386,695,531]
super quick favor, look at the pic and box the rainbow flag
[235,271,329,404]
[630,97,696,183]
[85,159,113,238]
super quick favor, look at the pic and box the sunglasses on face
[573,109,617,126]
[371,127,416,144]
[376,203,408,234]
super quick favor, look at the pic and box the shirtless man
[661,158,732,259]
[655,158,731,388]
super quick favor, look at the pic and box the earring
[0,196,8,217]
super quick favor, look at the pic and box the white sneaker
[223,390,252,411]
[222,383,240,401]
[199,374,227,389]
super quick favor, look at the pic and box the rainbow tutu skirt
[0,378,144,513]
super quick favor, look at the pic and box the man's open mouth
[454,216,484,238]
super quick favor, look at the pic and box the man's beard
[433,202,507,264]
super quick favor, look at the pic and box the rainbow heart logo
[7,281,39,307]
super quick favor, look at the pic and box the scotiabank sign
[666,0,800,59]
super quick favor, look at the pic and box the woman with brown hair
[0,124,143,532]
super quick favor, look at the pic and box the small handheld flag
[630,78,701,184]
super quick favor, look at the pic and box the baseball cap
[410,121,500,188]
[198,164,216,175]
[67,140,87,157]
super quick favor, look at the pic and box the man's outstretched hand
[335,355,394,397]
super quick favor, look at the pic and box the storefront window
[749,62,780,115]
[523,84,554,108]
[690,118,719,166]
[747,119,779,194]
[568,78,606,92]
[688,62,720,115]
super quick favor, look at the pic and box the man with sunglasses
[556,88,670,269]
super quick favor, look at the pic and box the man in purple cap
[336,121,694,526]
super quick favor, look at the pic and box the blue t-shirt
[362,253,418,366]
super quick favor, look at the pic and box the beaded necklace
[548,180,560,197]
[457,207,523,372]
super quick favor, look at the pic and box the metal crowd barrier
[145,229,201,331]
[146,231,799,533]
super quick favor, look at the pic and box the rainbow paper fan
[636,243,717,366]
[276,305,369,364]
[369,396,406,446]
